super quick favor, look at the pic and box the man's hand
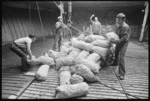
[90,14,95,19]
[91,14,95,17]
[29,55,32,60]
[110,39,120,44]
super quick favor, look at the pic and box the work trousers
[10,42,29,71]
[114,41,129,76]
[53,28,63,51]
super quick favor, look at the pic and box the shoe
[111,62,118,66]
[119,75,124,80]
[111,60,118,66]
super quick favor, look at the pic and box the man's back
[91,21,101,35]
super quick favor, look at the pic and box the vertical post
[68,1,72,21]
[139,1,149,41]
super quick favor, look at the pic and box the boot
[21,57,29,72]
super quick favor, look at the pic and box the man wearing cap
[53,16,68,51]
[111,13,131,80]
[90,14,102,35]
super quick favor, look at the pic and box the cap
[58,16,63,20]
[116,13,126,19]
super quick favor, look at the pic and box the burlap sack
[70,74,84,84]
[91,39,111,48]
[68,47,81,58]
[55,57,74,71]
[36,56,55,66]
[55,82,89,99]
[58,66,71,74]
[73,64,99,82]
[96,61,102,71]
[84,35,106,43]
[76,50,90,60]
[48,50,67,59]
[71,37,93,51]
[104,32,119,42]
[55,48,81,71]
[27,55,38,65]
[91,46,110,60]
[35,65,50,81]
[77,34,85,41]
[69,65,77,75]
[59,71,71,85]
[60,42,72,55]
[86,53,101,63]
[75,59,99,74]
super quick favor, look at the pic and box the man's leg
[118,42,129,79]
[58,35,63,51]
[53,34,59,51]
[10,43,28,71]
[111,44,120,66]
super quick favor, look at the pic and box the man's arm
[26,43,32,60]
[99,22,102,34]
[119,26,131,44]
[90,14,95,23]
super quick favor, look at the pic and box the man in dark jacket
[111,13,131,80]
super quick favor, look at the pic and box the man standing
[111,13,131,80]
[90,14,102,35]
[53,16,68,51]
[10,34,36,72]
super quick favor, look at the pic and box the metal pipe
[139,1,149,41]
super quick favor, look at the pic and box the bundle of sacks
[47,31,119,99]
[26,52,55,81]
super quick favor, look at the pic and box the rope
[36,1,47,55]
[29,2,32,33]
[29,2,36,47]
[97,79,140,99]
[36,1,45,42]
[70,25,85,34]
[111,67,129,99]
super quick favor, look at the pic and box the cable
[70,25,85,34]
[36,1,45,42]
[96,77,140,99]
[29,2,36,48]
[36,1,47,55]
[111,67,129,99]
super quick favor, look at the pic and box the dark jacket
[115,22,131,49]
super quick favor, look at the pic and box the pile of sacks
[27,32,119,99]
[47,32,119,99]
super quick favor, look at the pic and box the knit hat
[116,13,126,19]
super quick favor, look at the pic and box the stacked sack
[51,32,119,99]
[26,52,55,81]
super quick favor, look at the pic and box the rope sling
[28,2,36,47]
[35,1,47,55]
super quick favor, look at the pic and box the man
[111,13,131,80]
[10,34,36,72]
[90,14,102,35]
[53,16,68,51]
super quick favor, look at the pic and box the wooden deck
[2,39,148,99]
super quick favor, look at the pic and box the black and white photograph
[2,1,149,99]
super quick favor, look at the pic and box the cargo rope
[111,67,129,99]
[28,2,36,47]
[36,1,47,55]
